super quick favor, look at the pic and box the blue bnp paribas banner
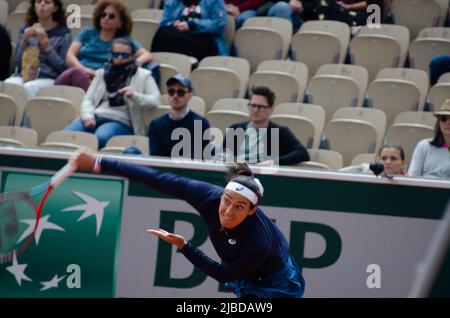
[0,169,125,298]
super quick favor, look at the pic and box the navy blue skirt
[225,256,305,298]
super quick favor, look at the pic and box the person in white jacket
[64,38,160,148]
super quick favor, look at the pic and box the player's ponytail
[226,163,264,207]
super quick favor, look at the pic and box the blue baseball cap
[166,74,193,91]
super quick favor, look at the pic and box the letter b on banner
[290,221,342,268]
[154,211,208,288]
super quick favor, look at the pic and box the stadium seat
[391,0,443,39]
[428,83,450,111]
[409,38,450,73]
[333,107,386,153]
[351,153,376,166]
[385,124,435,163]
[306,149,344,171]
[249,60,308,105]
[323,119,378,166]
[291,20,350,77]
[212,98,249,114]
[0,94,19,126]
[272,103,325,149]
[36,85,85,115]
[367,68,429,127]
[0,125,37,147]
[0,81,27,126]
[24,97,78,144]
[350,24,409,80]
[40,130,99,151]
[100,135,149,155]
[191,67,242,113]
[394,111,436,128]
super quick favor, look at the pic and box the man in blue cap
[148,74,211,160]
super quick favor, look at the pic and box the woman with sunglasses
[55,0,152,91]
[408,99,450,179]
[5,0,71,100]
[63,38,160,149]
[71,150,305,298]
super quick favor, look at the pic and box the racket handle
[50,162,78,189]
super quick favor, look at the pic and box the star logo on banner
[6,253,32,286]
[62,191,110,236]
[17,214,65,246]
[40,274,66,291]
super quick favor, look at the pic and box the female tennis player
[71,150,305,298]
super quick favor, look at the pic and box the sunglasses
[101,12,117,20]
[439,116,450,123]
[111,52,131,59]
[168,88,189,97]
[248,103,271,110]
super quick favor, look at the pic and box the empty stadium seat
[40,130,99,151]
[100,135,149,155]
[0,125,37,147]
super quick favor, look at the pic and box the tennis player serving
[71,149,305,298]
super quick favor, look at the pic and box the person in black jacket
[220,86,310,166]
[0,24,12,81]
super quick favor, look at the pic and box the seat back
[25,97,78,144]
[350,34,403,81]
[308,149,344,171]
[274,103,325,148]
[324,119,378,166]
[0,126,37,147]
[307,75,361,122]
[351,153,376,166]
[391,0,442,39]
[36,85,85,115]
[0,81,27,125]
[102,135,149,155]
[385,124,435,163]
[41,130,99,151]
[394,111,436,128]
[333,107,386,152]
[270,114,316,149]
[191,68,242,112]
[409,38,450,73]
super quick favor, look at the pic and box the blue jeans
[267,2,302,29]
[64,115,133,148]
[429,54,450,85]
[236,10,257,29]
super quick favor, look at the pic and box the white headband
[225,180,264,205]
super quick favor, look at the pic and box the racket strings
[0,198,36,256]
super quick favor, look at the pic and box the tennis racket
[0,162,78,264]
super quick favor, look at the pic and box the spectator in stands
[408,99,450,179]
[339,144,407,176]
[0,24,12,81]
[151,0,229,61]
[55,0,152,91]
[5,0,71,100]
[264,0,319,29]
[148,74,211,160]
[64,38,160,149]
[225,0,265,28]
[314,0,384,27]
[429,55,450,85]
[220,86,310,165]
